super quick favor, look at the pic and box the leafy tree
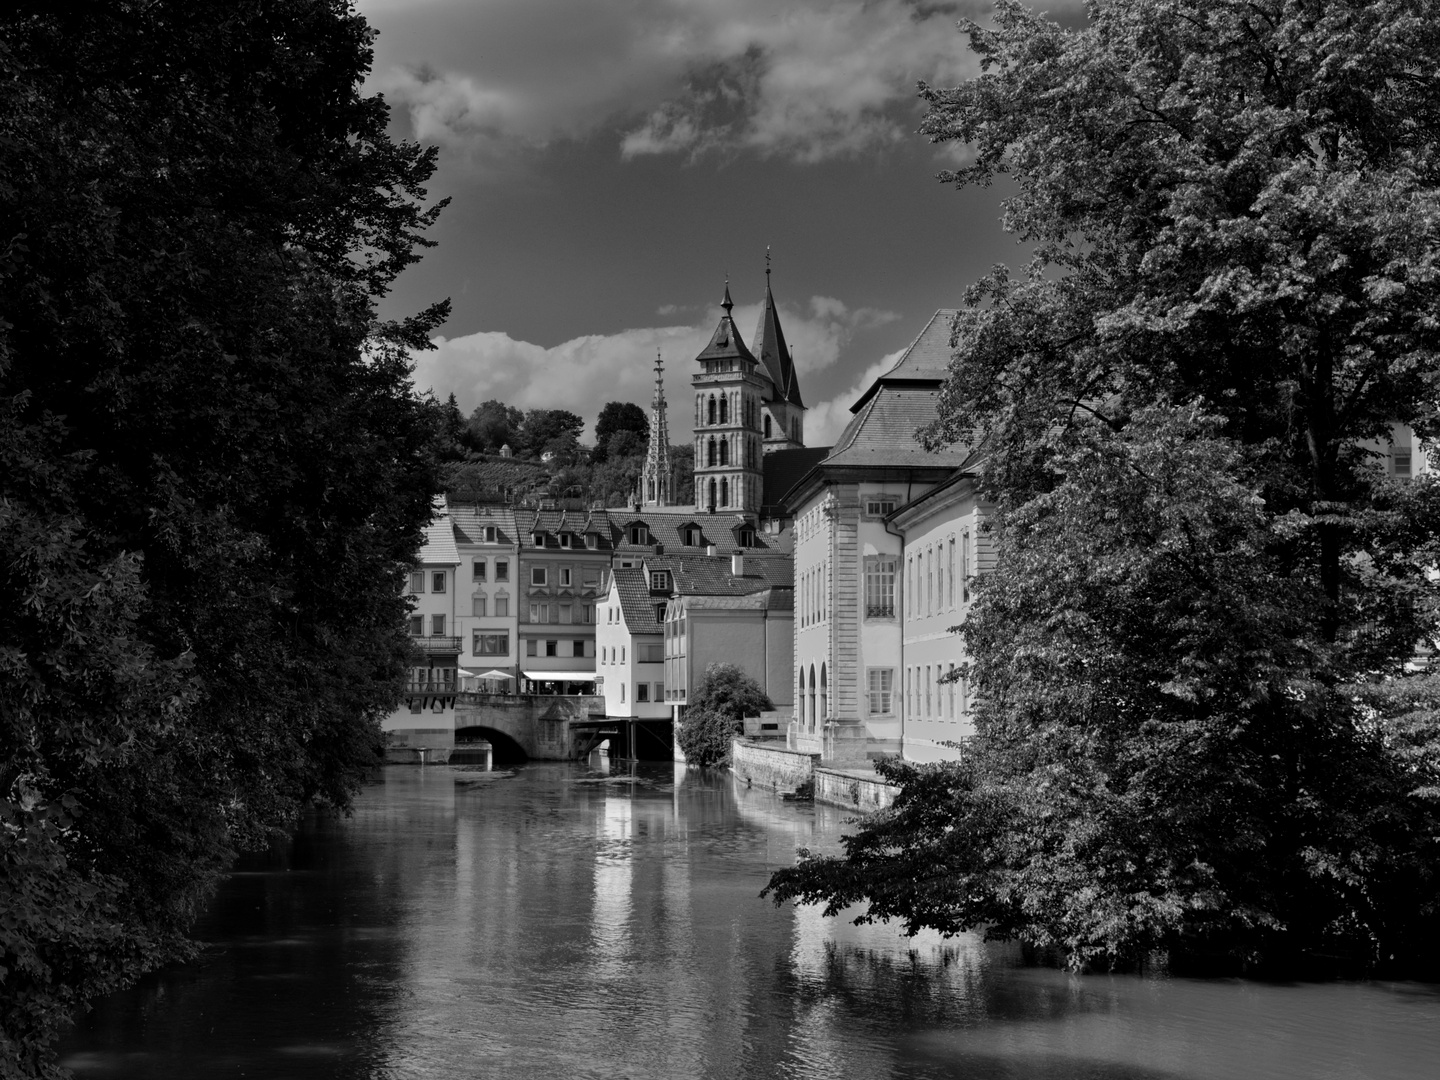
[676,707,741,768]
[767,0,1440,973]
[468,399,524,453]
[691,663,773,724]
[520,408,585,457]
[592,401,648,462]
[670,443,695,504]
[0,1,447,1073]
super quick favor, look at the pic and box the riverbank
[729,737,900,811]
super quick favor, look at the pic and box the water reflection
[61,763,1440,1080]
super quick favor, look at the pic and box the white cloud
[363,0,988,166]
[410,294,898,440]
[803,352,906,447]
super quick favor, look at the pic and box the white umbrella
[475,669,514,680]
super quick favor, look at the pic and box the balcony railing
[404,679,459,694]
[411,635,463,655]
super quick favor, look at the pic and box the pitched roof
[823,386,975,469]
[610,508,791,555]
[763,446,830,510]
[849,309,959,413]
[611,567,666,634]
[448,505,519,547]
[750,278,803,407]
[419,496,460,565]
[646,552,794,596]
[694,284,759,369]
[515,507,617,551]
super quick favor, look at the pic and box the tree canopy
[593,401,649,462]
[766,0,1440,973]
[0,1,448,1073]
[678,664,774,767]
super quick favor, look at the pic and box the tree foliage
[678,665,773,768]
[675,707,740,768]
[592,401,649,462]
[0,2,448,1073]
[767,0,1440,972]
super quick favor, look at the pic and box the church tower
[692,282,766,513]
[641,352,671,507]
[752,254,805,452]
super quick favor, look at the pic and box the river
[59,760,1440,1079]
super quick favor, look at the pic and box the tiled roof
[693,285,759,369]
[683,585,795,611]
[611,507,791,555]
[448,505,519,546]
[823,386,974,469]
[849,309,959,413]
[612,566,666,633]
[419,496,460,564]
[645,552,794,596]
[750,280,803,407]
[763,447,830,510]
[515,507,617,551]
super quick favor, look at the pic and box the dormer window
[484,526,497,542]
[532,533,544,547]
[629,524,649,545]
[683,525,702,547]
[560,533,571,549]
[585,533,598,549]
[655,603,667,623]
[738,528,755,547]
[650,570,670,592]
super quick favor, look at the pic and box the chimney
[706,545,717,557]
[731,552,744,577]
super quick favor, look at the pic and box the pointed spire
[642,349,671,507]
[722,277,733,313]
[750,253,803,408]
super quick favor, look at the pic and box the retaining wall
[730,740,818,794]
[814,766,899,812]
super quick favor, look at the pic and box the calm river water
[60,761,1440,1080]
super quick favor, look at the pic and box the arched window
[820,664,827,722]
[708,395,716,425]
[719,396,728,424]
[798,670,805,728]
[720,478,729,507]
[764,414,772,438]
[719,439,728,466]
[808,665,817,732]
[707,437,716,466]
[708,478,717,509]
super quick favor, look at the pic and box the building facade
[597,567,670,720]
[514,508,612,691]
[450,505,521,691]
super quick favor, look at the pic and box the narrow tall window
[863,557,896,619]
[867,668,893,715]
[432,571,447,593]
[949,537,956,608]
[926,548,933,616]
[473,560,486,582]
[961,531,971,602]
[409,571,425,594]
[472,595,486,617]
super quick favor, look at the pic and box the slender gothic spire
[751,252,803,407]
[641,350,671,507]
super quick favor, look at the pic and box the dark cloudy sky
[360,0,1082,446]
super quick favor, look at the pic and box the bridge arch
[455,725,529,764]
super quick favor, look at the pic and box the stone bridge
[453,693,609,761]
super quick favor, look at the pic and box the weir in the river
[59,761,1440,1080]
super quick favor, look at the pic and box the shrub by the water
[676,707,739,768]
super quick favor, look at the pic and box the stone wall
[730,739,818,794]
[814,766,899,812]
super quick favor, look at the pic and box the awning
[522,670,597,682]
[473,669,514,679]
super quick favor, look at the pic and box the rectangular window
[949,537,956,608]
[864,497,897,518]
[559,603,573,624]
[526,638,537,656]
[474,632,507,656]
[473,560,486,582]
[961,531,971,603]
[559,567,572,587]
[533,534,544,547]
[926,549,933,617]
[408,615,423,636]
[408,570,425,594]
[948,663,956,720]
[867,668,894,715]
[431,614,445,636]
[495,560,509,582]
[629,526,648,545]
[586,533,598,549]
[1396,452,1413,477]
[650,570,670,591]
[432,571,446,593]
[864,557,896,619]
[531,567,547,586]
[925,665,932,717]
[484,525,497,542]
[495,596,509,617]
[636,683,650,702]
[637,643,664,663]
[546,640,558,657]
[560,534,571,548]
[582,567,600,586]
[472,595,486,617]
[582,604,593,624]
[654,681,664,700]
[906,556,914,618]
[937,552,944,616]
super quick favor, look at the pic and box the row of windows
[700,433,760,469]
[410,615,449,636]
[906,663,966,721]
[696,390,760,429]
[527,602,594,624]
[600,643,665,664]
[528,565,605,588]
[694,475,757,513]
[409,570,450,594]
[800,564,827,627]
[617,681,664,704]
[523,638,594,658]
[472,595,510,617]
[473,632,508,656]
[470,558,509,582]
[907,532,970,620]
[532,532,601,549]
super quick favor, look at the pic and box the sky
[359,0,1084,447]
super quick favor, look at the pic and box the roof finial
[722,275,733,313]
[765,245,771,281]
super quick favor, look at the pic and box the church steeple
[751,250,803,408]
[692,280,765,514]
[641,351,671,507]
